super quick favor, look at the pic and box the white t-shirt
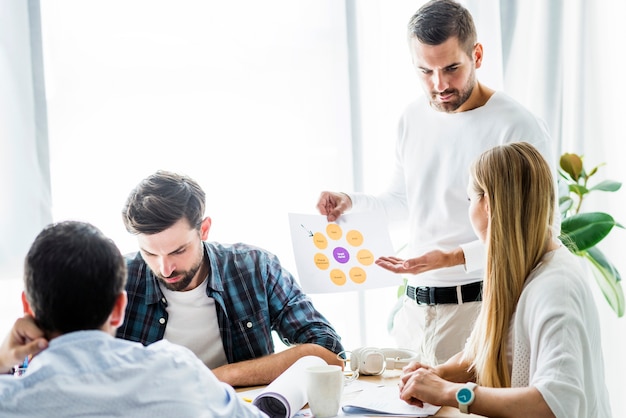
[349,91,555,287]
[511,246,611,418]
[161,278,228,368]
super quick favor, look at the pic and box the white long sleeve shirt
[511,246,611,418]
[349,91,555,287]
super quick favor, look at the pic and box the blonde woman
[398,142,611,417]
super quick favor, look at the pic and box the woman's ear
[483,192,491,216]
[21,291,35,317]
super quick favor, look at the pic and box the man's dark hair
[407,0,477,56]
[122,170,206,235]
[23,221,127,334]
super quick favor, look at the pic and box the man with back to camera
[0,220,268,417]
[116,170,344,387]
[317,0,555,365]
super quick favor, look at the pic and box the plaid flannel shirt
[116,241,344,363]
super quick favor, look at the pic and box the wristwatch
[456,382,477,414]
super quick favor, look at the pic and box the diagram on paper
[288,211,402,294]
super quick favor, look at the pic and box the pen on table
[242,397,252,403]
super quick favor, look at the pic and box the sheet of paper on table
[341,386,441,417]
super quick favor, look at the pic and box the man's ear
[110,291,128,328]
[473,42,484,69]
[21,291,35,317]
[200,217,212,241]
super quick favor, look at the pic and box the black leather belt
[406,281,482,305]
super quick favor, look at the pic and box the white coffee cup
[305,365,346,418]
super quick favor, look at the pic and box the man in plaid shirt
[116,170,344,387]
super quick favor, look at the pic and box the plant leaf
[587,162,605,179]
[559,212,617,251]
[589,180,622,192]
[397,277,407,299]
[587,246,621,282]
[568,184,588,195]
[584,248,624,317]
[560,153,584,181]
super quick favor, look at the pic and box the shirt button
[159,317,166,325]
[246,322,253,328]
[161,297,166,303]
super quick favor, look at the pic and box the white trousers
[390,296,481,366]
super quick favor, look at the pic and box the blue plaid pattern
[116,241,344,363]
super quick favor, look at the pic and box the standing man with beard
[316,0,555,366]
[117,170,344,387]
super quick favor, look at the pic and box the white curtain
[0,0,51,279]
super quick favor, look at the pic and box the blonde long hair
[464,142,556,387]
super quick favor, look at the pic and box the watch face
[457,388,473,404]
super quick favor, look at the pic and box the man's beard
[156,256,203,291]
[429,70,476,113]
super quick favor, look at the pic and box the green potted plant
[558,153,624,317]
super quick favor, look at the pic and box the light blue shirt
[0,330,267,418]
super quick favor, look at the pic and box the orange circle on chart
[326,223,343,241]
[313,232,328,250]
[313,253,330,270]
[346,230,364,247]
[349,267,367,284]
[330,269,347,286]
[356,249,374,266]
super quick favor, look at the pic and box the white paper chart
[288,211,402,294]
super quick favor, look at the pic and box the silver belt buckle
[416,286,435,305]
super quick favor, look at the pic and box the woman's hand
[399,365,456,408]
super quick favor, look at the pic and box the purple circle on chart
[333,247,350,264]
